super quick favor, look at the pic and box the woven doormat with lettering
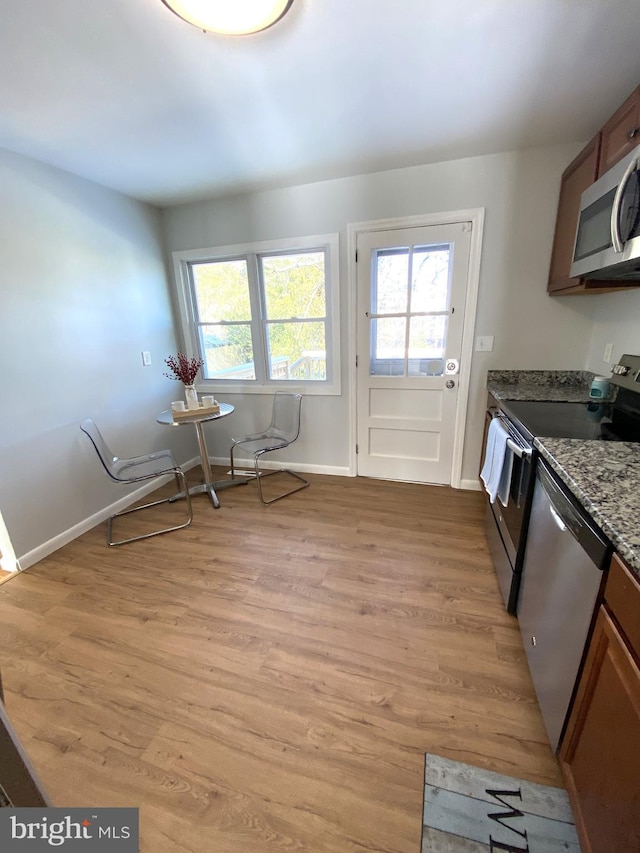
[422,753,581,852]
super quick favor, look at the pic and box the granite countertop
[487,370,596,403]
[534,439,640,577]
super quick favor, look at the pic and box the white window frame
[171,234,341,395]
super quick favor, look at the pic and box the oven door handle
[494,412,533,459]
[505,437,532,459]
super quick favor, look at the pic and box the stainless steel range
[483,353,640,615]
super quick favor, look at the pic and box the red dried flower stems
[163,352,204,385]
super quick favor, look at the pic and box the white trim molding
[460,478,482,492]
[0,508,19,574]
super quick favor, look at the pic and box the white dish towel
[480,418,514,506]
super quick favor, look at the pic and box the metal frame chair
[80,418,193,546]
[229,392,309,504]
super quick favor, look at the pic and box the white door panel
[369,387,443,419]
[356,223,471,484]
[369,428,440,459]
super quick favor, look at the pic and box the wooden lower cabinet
[559,556,640,853]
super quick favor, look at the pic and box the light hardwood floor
[0,469,561,852]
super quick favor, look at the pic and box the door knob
[445,379,456,389]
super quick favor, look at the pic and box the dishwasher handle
[537,460,611,570]
[549,503,567,532]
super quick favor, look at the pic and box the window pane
[370,316,406,376]
[374,249,409,314]
[200,324,255,380]
[408,357,446,377]
[262,253,326,319]
[408,316,447,377]
[191,260,251,322]
[411,246,451,313]
[265,321,326,380]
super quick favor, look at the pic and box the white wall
[162,144,596,484]
[0,147,195,565]
[586,289,640,372]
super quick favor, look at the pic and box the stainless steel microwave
[571,143,640,280]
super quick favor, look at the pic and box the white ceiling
[1,0,639,207]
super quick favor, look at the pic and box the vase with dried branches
[164,352,204,409]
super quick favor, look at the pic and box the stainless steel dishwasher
[518,458,610,752]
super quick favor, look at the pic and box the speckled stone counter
[534,437,640,578]
[487,370,596,403]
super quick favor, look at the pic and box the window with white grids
[172,234,340,394]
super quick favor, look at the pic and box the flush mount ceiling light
[161,0,294,35]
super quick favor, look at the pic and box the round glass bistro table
[156,403,248,508]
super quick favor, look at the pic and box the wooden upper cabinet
[547,83,640,296]
[547,135,600,294]
[599,86,640,176]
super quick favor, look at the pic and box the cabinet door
[560,606,640,853]
[599,87,640,176]
[547,136,600,294]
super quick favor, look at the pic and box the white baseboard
[459,478,482,491]
[17,456,349,571]
[18,456,201,571]
[209,456,351,477]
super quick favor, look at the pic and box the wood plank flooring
[0,469,561,852]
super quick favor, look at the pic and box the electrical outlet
[603,343,613,363]
[475,336,494,352]
[142,351,152,366]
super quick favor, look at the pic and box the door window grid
[369,244,452,377]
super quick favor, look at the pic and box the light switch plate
[603,343,613,363]
[475,336,494,352]
[141,351,152,366]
